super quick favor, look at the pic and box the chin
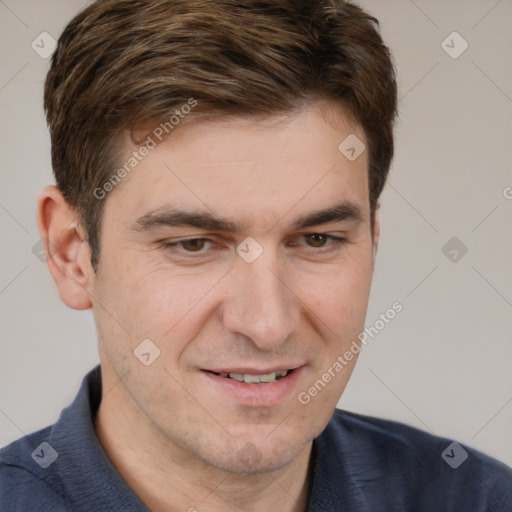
[190,432,310,474]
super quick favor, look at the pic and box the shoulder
[319,409,512,510]
[329,408,510,468]
[0,427,68,511]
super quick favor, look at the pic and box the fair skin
[37,99,379,512]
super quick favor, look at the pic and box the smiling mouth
[205,369,293,384]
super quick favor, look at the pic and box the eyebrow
[130,201,364,234]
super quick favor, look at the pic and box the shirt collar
[45,365,148,510]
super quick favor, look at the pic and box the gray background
[1,0,511,467]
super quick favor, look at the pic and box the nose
[221,249,299,351]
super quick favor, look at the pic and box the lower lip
[201,367,305,407]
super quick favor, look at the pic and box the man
[1,0,511,510]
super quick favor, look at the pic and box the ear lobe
[36,185,93,310]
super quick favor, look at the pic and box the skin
[37,99,379,512]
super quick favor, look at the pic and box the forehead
[104,100,370,232]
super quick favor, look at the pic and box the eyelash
[163,234,347,258]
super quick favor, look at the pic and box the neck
[94,372,312,512]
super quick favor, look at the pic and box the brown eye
[304,234,328,247]
[164,237,218,260]
[289,233,346,254]
[180,238,209,251]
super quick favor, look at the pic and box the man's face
[90,100,378,473]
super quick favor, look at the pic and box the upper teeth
[219,370,290,383]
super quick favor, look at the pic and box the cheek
[296,255,373,331]
[95,250,227,355]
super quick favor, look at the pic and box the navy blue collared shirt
[1,366,511,511]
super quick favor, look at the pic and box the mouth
[201,366,304,407]
[204,369,293,384]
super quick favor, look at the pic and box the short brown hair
[44,0,397,270]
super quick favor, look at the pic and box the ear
[36,185,94,310]
[371,205,380,270]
